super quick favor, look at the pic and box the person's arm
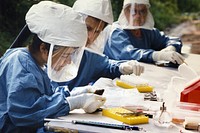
[104,28,155,63]
[87,50,144,78]
[6,56,70,127]
[149,29,185,64]
[82,49,122,80]
[163,36,182,53]
[149,29,182,53]
[64,48,144,92]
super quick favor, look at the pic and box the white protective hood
[25,1,88,82]
[26,1,87,47]
[73,0,113,24]
[118,0,154,30]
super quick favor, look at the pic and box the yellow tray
[116,80,153,93]
[102,107,149,125]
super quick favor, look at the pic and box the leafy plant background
[0,0,200,56]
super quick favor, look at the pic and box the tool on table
[44,122,78,133]
[153,102,172,128]
[184,123,200,131]
[121,105,151,117]
[93,89,104,112]
[183,117,200,131]
[44,118,144,131]
[94,89,104,95]
[44,119,77,133]
[72,120,144,131]
[116,111,153,119]
[144,91,158,101]
[155,61,179,68]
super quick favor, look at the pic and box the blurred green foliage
[150,0,180,30]
[0,0,200,56]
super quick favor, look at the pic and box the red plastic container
[180,77,200,104]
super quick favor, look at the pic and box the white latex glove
[119,60,144,76]
[66,93,106,113]
[161,46,176,52]
[70,86,95,96]
[152,51,185,64]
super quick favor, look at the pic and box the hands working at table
[67,86,106,113]
[152,46,185,65]
[119,60,144,76]
[66,59,145,113]
[70,85,99,96]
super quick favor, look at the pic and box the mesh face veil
[118,0,154,30]
[87,25,110,54]
[85,16,107,49]
[47,45,84,82]
[26,1,87,82]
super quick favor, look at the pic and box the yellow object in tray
[116,80,153,93]
[116,80,134,89]
[102,107,149,125]
[136,85,153,93]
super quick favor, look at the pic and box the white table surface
[47,53,200,133]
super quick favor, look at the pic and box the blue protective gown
[104,28,182,63]
[0,48,70,133]
[52,49,122,91]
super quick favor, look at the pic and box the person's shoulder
[111,26,127,36]
[113,21,122,28]
[152,28,161,32]
[142,28,159,32]
[142,28,163,36]
[0,48,32,69]
[10,48,36,68]
[1,48,27,60]
[110,22,124,32]
[14,48,31,61]
[84,47,105,57]
[111,28,128,40]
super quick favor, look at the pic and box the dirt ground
[165,20,200,54]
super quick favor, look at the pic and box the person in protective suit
[9,0,145,93]
[104,0,185,65]
[0,1,106,132]
[52,0,145,91]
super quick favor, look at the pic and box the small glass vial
[153,102,172,128]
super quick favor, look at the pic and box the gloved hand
[66,93,106,113]
[152,51,185,64]
[161,46,176,52]
[70,86,95,96]
[119,60,144,76]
